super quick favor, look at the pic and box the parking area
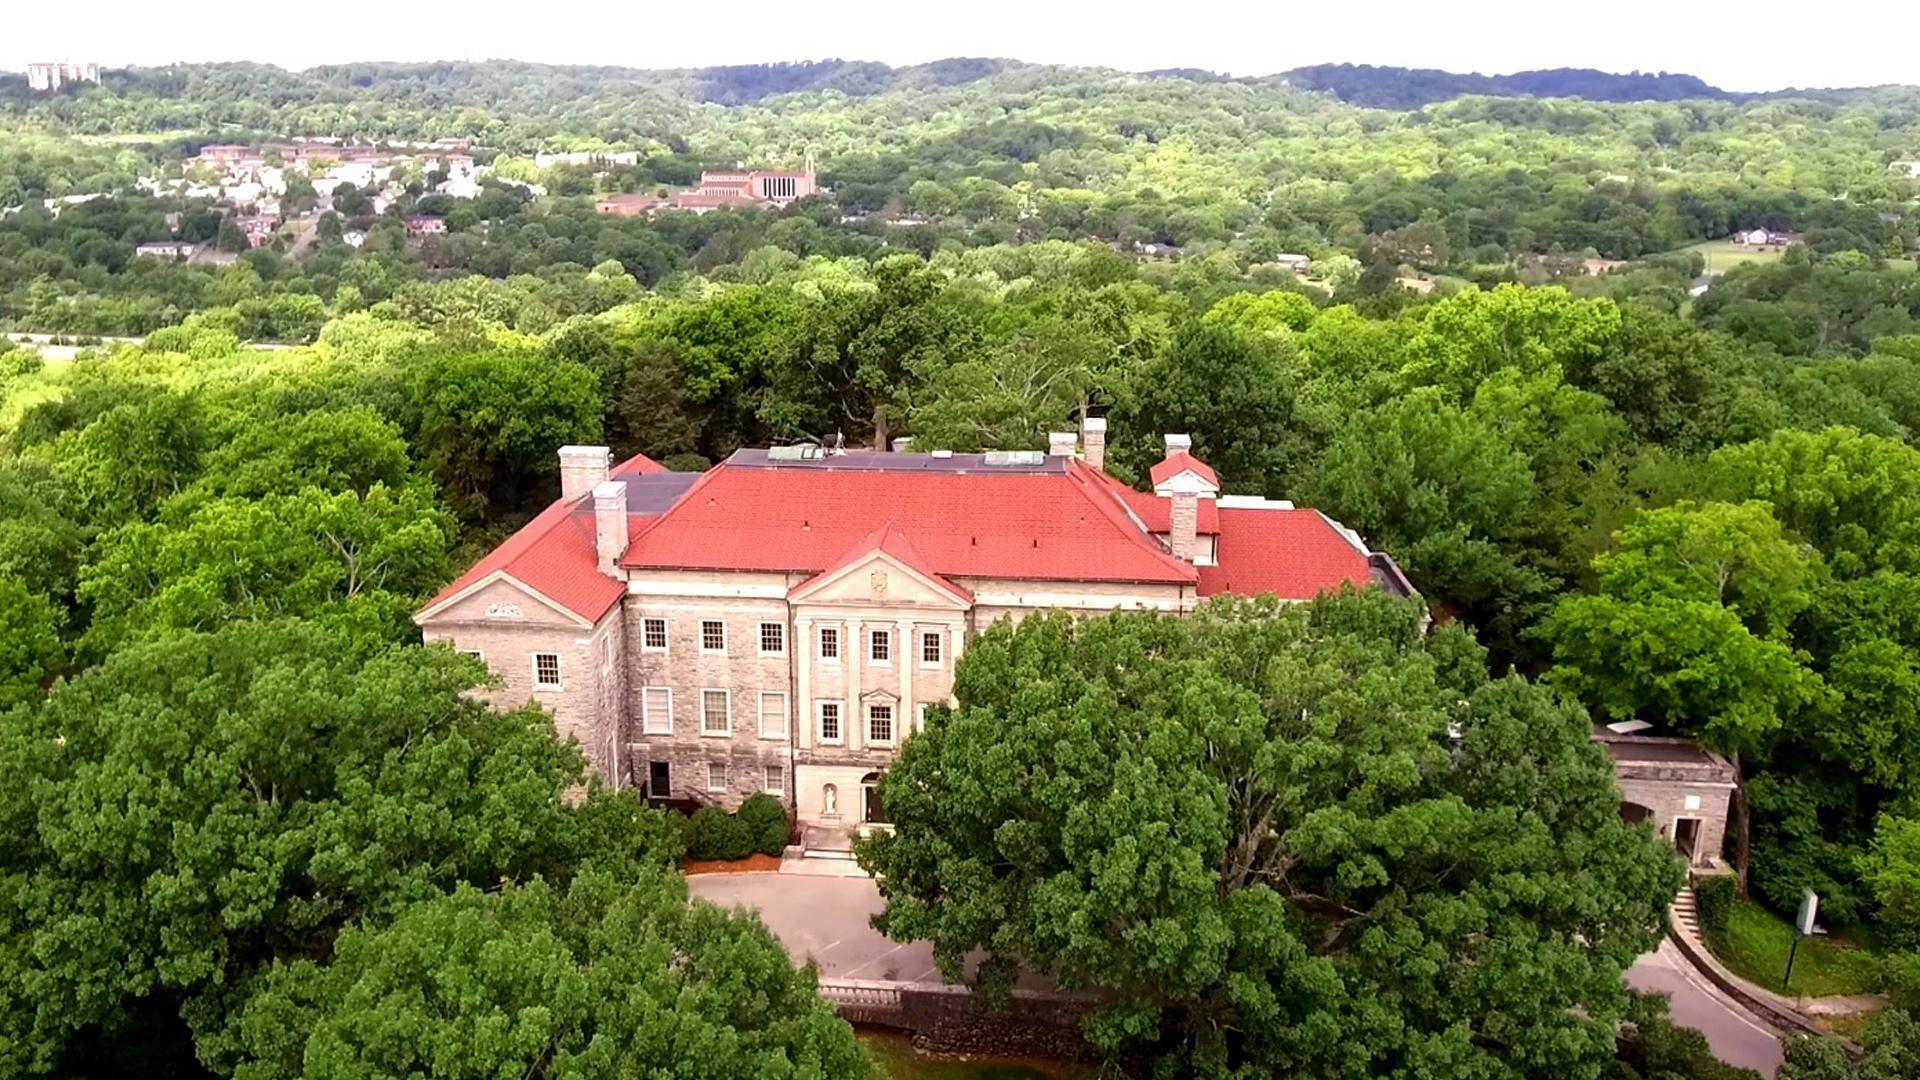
[688,872,947,982]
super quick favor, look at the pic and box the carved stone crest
[869,568,889,596]
[484,603,523,619]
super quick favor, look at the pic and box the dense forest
[3,59,1920,1078]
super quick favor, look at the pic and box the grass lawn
[1672,239,1918,275]
[859,1030,1075,1080]
[1704,898,1881,998]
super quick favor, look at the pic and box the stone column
[794,615,812,751]
[849,620,864,752]
[896,618,912,745]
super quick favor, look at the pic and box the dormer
[1149,434,1221,499]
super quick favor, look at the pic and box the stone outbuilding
[1596,730,1737,869]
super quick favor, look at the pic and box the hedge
[1696,874,1736,935]
[684,796,790,861]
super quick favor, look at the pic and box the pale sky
[3,0,1915,94]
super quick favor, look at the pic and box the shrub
[737,793,791,857]
[1696,874,1736,935]
[685,806,753,861]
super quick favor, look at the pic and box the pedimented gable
[417,572,592,629]
[789,549,971,610]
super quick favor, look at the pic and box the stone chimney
[1164,432,1192,458]
[891,436,913,454]
[559,445,611,502]
[1082,416,1106,471]
[593,480,628,578]
[1168,492,1199,562]
[1048,431,1077,457]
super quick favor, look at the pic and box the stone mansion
[414,422,1417,834]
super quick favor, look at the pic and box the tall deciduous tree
[859,590,1681,1077]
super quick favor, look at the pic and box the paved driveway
[689,872,1787,1076]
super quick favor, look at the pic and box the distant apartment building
[134,241,197,260]
[26,62,100,92]
[415,422,1418,841]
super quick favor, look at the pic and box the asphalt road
[689,872,1787,1076]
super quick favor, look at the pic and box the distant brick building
[416,424,1418,837]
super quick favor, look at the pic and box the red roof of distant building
[1197,507,1373,599]
[623,453,1197,585]
[673,191,763,209]
[612,451,669,475]
[1150,451,1219,488]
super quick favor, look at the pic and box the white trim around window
[867,702,895,747]
[763,763,785,795]
[758,621,786,657]
[706,761,728,792]
[641,616,669,653]
[700,619,727,655]
[817,625,841,664]
[700,688,732,737]
[758,690,789,740]
[642,686,673,735]
[919,629,943,669]
[532,651,562,690]
[868,627,892,665]
[818,699,844,745]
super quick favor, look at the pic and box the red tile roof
[612,451,668,476]
[1150,451,1220,488]
[1091,470,1221,534]
[794,522,975,603]
[417,451,674,622]
[1197,507,1373,599]
[623,457,1198,585]
[419,498,627,623]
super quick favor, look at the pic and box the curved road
[689,872,1785,1076]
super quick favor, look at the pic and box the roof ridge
[619,459,729,562]
[1063,461,1198,582]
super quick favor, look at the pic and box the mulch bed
[684,853,784,875]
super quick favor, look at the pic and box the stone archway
[861,771,887,825]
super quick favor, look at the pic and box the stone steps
[1672,885,1702,939]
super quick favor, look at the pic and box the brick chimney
[1164,432,1192,458]
[1168,491,1199,561]
[593,479,628,578]
[559,445,611,502]
[1048,431,1077,457]
[1082,416,1106,471]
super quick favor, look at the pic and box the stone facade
[417,574,625,780]
[1598,733,1738,868]
[418,437,1409,834]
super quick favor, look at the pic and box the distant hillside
[1282,64,1732,108]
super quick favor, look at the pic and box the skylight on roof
[982,450,1046,467]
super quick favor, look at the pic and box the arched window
[861,771,886,824]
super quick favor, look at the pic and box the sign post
[1784,889,1819,992]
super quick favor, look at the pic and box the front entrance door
[861,772,886,824]
[1674,817,1702,865]
[648,761,670,800]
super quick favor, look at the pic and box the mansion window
[759,691,789,740]
[533,652,562,688]
[642,686,673,734]
[819,700,843,744]
[700,620,727,654]
[642,617,668,652]
[920,630,943,667]
[869,628,891,664]
[818,626,840,662]
[707,762,728,792]
[868,703,894,746]
[759,621,786,656]
[701,689,731,736]
[763,764,785,795]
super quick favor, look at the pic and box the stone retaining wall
[819,977,1098,1060]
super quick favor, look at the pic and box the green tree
[224,872,869,1080]
[407,349,603,521]
[859,590,1681,1077]
[0,622,680,1076]
[0,577,59,710]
